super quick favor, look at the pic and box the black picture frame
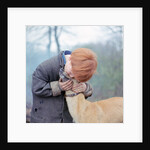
[1,0,149,147]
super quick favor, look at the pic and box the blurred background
[26,26,123,122]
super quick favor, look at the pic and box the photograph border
[1,2,149,146]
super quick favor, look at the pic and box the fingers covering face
[72,83,83,90]
[72,83,86,93]
[61,80,73,90]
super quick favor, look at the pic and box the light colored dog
[65,79,123,123]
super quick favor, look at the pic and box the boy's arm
[72,81,93,99]
[32,64,62,97]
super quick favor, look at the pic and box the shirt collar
[59,50,72,67]
[59,51,65,68]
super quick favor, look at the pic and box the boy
[30,48,97,123]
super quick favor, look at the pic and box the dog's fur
[65,79,123,123]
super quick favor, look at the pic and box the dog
[60,69,123,123]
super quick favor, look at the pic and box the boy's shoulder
[38,51,63,71]
[41,51,63,65]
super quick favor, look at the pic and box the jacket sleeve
[83,83,93,99]
[32,64,62,97]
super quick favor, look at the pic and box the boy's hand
[72,83,87,93]
[59,78,73,91]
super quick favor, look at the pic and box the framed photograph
[5,7,144,143]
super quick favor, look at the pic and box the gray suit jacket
[30,51,93,123]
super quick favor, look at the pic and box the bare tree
[47,26,52,57]
[103,26,123,34]
[54,26,60,53]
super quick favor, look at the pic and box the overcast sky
[26,25,121,52]
[52,26,110,51]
